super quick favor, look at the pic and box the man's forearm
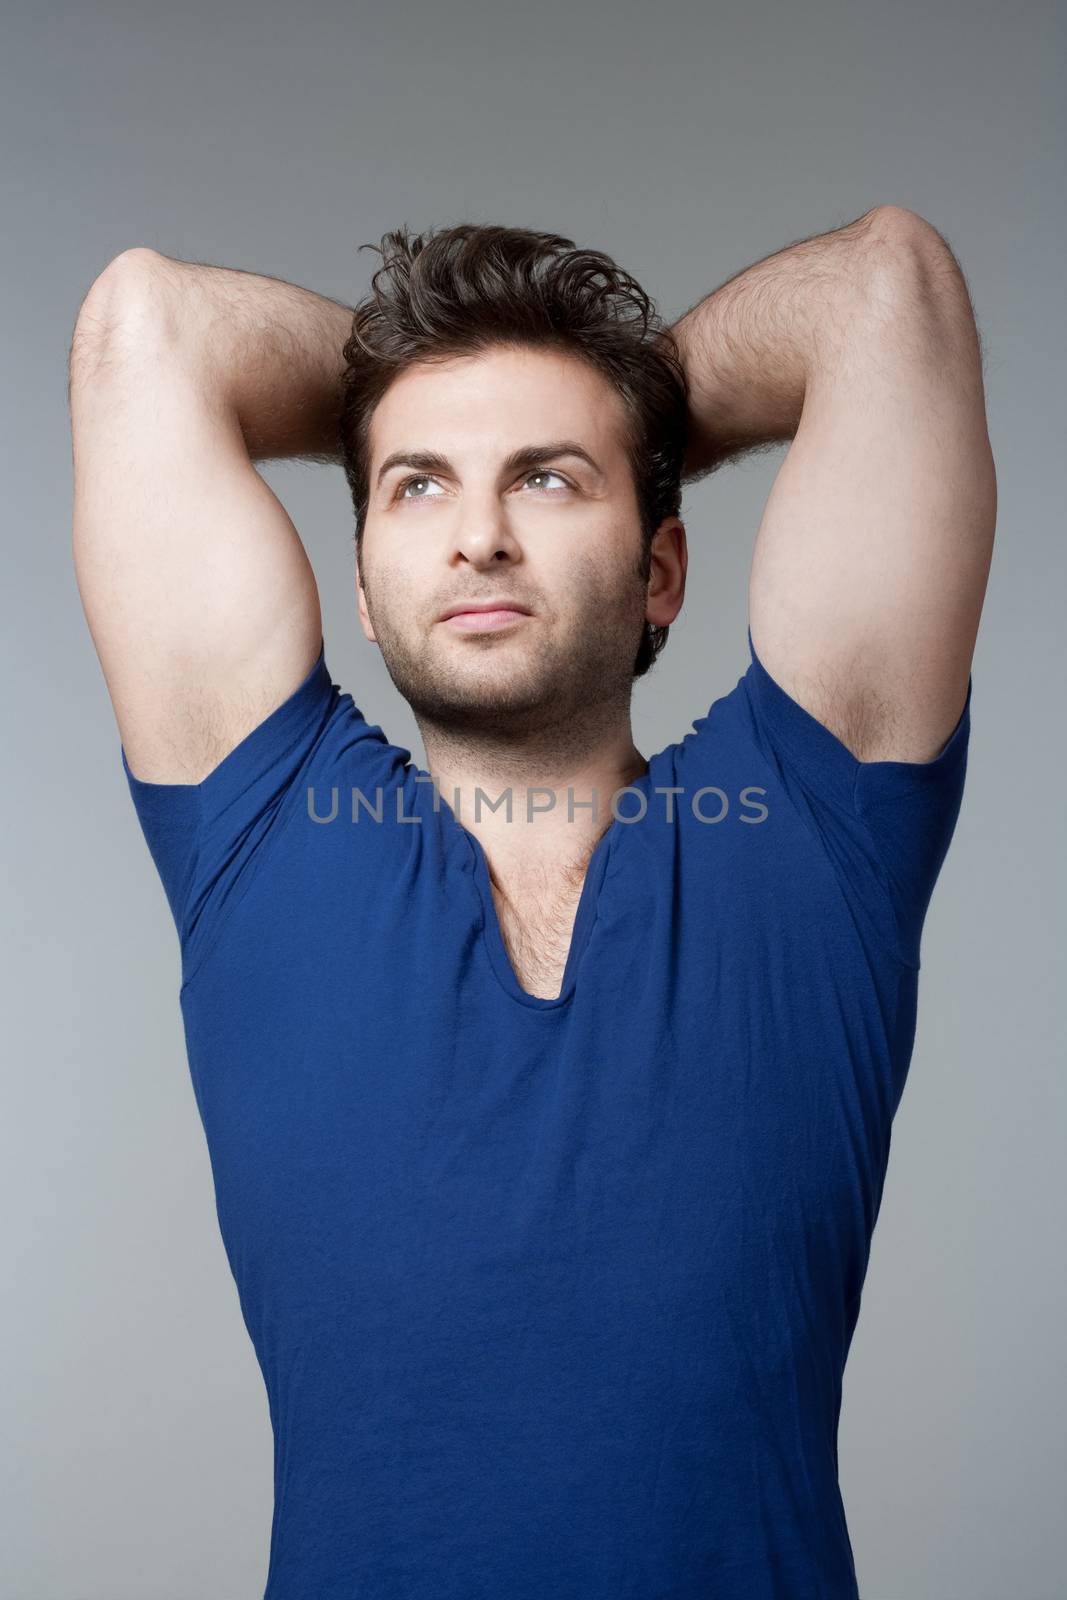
[84,248,355,464]
[666,205,904,481]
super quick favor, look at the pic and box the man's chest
[489,878,585,1001]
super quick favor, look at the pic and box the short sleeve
[743,627,972,969]
[121,642,337,985]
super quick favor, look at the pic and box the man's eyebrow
[374,440,605,491]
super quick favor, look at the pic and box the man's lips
[439,607,531,632]
[437,598,533,621]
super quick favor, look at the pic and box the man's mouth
[437,597,533,630]
[439,608,531,632]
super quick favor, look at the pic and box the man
[69,209,995,1598]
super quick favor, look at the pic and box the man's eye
[396,475,446,501]
[393,469,572,502]
[526,470,571,492]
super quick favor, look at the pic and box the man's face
[357,344,672,738]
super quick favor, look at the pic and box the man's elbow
[70,248,177,390]
[858,205,982,354]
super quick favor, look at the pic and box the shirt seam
[178,706,336,994]
[740,687,920,973]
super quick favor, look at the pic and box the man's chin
[408,684,554,728]
[394,659,565,729]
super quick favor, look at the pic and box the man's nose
[449,499,522,566]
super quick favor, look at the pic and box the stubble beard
[360,555,648,747]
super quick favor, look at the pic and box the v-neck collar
[411,758,659,1012]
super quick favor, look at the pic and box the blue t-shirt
[121,628,971,1599]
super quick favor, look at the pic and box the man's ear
[646,517,688,628]
[355,563,377,644]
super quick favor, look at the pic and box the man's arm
[668,204,996,763]
[69,247,354,784]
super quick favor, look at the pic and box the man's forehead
[385,342,605,396]
[369,351,628,467]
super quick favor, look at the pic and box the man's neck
[419,716,649,883]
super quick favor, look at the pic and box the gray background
[3,1,1064,1596]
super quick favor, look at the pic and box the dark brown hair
[338,223,690,677]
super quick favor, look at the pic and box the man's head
[338,224,690,739]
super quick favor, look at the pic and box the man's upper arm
[747,207,996,764]
[70,249,324,784]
